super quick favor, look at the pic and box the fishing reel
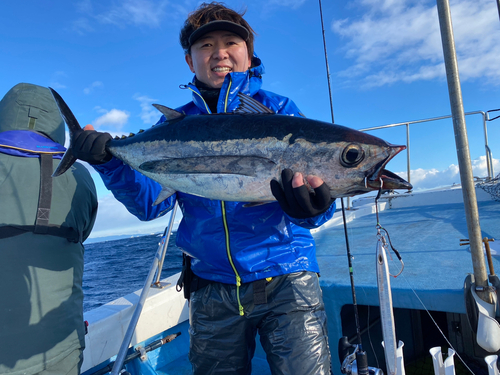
[339,337,384,375]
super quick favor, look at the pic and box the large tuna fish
[50,88,411,203]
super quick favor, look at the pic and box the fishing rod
[318,0,335,124]
[339,198,370,375]
[89,333,181,375]
[317,1,374,374]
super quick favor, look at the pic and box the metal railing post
[153,202,178,286]
[436,0,490,302]
[406,123,411,185]
[482,112,494,180]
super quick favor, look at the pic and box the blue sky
[1,0,499,239]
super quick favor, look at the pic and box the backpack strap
[0,151,82,243]
[33,154,52,234]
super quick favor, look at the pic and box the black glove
[72,130,113,165]
[270,169,334,219]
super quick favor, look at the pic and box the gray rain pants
[188,271,332,375]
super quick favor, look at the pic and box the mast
[435,0,491,303]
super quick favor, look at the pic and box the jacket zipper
[186,80,244,315]
[220,79,244,316]
[185,85,212,114]
[221,201,244,316]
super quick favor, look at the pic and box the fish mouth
[366,145,412,191]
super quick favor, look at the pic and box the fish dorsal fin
[234,93,275,115]
[152,104,185,120]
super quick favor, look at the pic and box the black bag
[176,253,214,300]
[176,253,194,300]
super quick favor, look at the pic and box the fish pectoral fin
[139,156,276,177]
[234,93,275,115]
[152,104,185,121]
[153,187,176,206]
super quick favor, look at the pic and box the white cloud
[88,192,182,239]
[267,0,306,9]
[398,155,500,190]
[84,81,104,95]
[76,0,93,13]
[72,17,94,34]
[134,94,160,125]
[332,0,500,88]
[49,82,67,90]
[75,0,172,31]
[50,71,69,90]
[93,108,130,131]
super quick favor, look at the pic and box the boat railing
[358,108,500,185]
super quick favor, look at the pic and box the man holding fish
[67,2,346,374]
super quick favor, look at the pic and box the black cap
[188,20,249,48]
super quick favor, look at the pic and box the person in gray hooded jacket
[0,83,98,375]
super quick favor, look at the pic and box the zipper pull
[236,276,244,316]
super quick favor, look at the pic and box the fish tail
[49,88,81,177]
[53,148,78,177]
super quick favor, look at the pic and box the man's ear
[185,54,195,73]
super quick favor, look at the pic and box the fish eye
[340,143,365,167]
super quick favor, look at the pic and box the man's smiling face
[185,30,252,89]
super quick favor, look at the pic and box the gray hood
[0,83,65,145]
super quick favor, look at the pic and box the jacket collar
[186,53,264,114]
[0,130,65,158]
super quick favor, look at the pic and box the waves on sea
[83,232,183,312]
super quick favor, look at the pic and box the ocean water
[83,232,183,312]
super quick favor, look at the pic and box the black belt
[191,274,269,305]
[176,254,270,305]
[0,224,81,243]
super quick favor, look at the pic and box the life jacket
[0,130,81,242]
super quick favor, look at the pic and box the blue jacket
[94,56,336,285]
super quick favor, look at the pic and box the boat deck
[82,186,500,374]
[315,187,500,371]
